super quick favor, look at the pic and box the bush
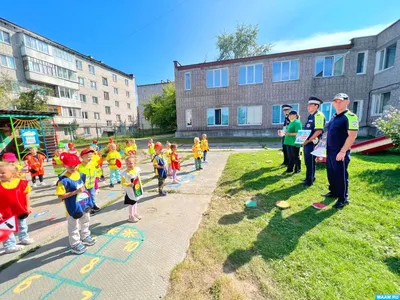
[373,106,400,147]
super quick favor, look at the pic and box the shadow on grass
[222,199,337,272]
[357,168,400,197]
[352,152,400,164]
[384,256,400,276]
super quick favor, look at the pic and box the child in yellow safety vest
[192,137,203,171]
[52,143,66,179]
[78,148,101,214]
[200,134,210,163]
[106,143,122,188]
[90,145,102,194]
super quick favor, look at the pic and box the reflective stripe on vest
[53,156,65,175]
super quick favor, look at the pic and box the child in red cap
[152,142,167,196]
[55,153,95,255]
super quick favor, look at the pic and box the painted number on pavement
[13,274,42,294]
[82,290,93,300]
[80,258,100,274]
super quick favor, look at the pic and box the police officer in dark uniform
[322,93,359,209]
[280,104,292,166]
[302,97,325,187]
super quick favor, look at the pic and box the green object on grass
[245,200,257,207]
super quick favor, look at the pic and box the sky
[1,0,400,86]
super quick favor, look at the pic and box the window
[94,112,100,120]
[128,115,133,122]
[125,79,129,86]
[88,65,95,74]
[116,114,121,122]
[185,109,192,127]
[96,128,102,135]
[238,64,263,85]
[84,128,90,135]
[273,60,299,82]
[78,77,84,86]
[112,74,117,82]
[206,68,229,88]
[90,81,97,89]
[23,34,49,54]
[127,103,131,109]
[114,87,118,95]
[321,103,337,122]
[0,31,10,44]
[207,108,229,126]
[62,107,81,117]
[82,111,88,119]
[238,106,262,125]
[184,72,191,90]
[23,57,56,77]
[372,92,391,116]
[102,77,108,86]
[92,96,99,104]
[106,120,112,126]
[80,94,86,103]
[126,91,130,97]
[56,66,77,81]
[315,55,344,77]
[352,100,363,121]
[0,55,15,69]
[376,43,396,72]
[356,52,367,74]
[104,91,110,100]
[272,104,300,124]
[76,60,82,70]
[59,87,78,100]
[64,128,69,136]
[115,101,119,107]
[52,47,74,62]
[105,106,111,114]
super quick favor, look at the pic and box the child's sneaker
[171,180,179,184]
[128,215,138,223]
[117,181,121,184]
[134,214,142,220]
[110,184,114,188]
[32,183,37,188]
[40,181,46,186]
[71,243,87,255]
[159,191,168,197]
[5,245,24,254]
[82,236,96,246]
[20,238,35,245]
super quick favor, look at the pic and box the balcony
[47,95,81,109]
[21,45,76,71]
[24,71,79,90]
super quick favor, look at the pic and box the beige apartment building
[0,17,137,140]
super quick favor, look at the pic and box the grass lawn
[155,137,282,144]
[166,150,400,300]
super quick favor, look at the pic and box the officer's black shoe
[303,182,312,187]
[333,200,349,209]
[294,170,301,174]
[321,192,337,198]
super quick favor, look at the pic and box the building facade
[0,18,137,140]
[137,81,171,129]
[174,20,400,137]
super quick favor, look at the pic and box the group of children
[0,134,210,255]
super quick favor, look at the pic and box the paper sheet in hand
[311,133,327,157]
[295,130,311,144]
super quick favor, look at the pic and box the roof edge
[174,44,353,70]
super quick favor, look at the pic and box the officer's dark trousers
[327,153,350,202]
[282,138,288,165]
[304,143,316,185]
[287,145,301,172]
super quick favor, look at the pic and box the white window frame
[94,112,100,120]
[352,100,363,121]
[375,43,397,73]
[83,127,90,135]
[126,91,130,97]
[0,55,16,69]
[82,111,89,119]
[115,101,119,107]
[371,93,391,116]
[80,94,86,103]
[356,51,368,75]
[105,106,111,114]
[237,106,263,126]
[321,102,336,122]
[206,68,229,88]
[92,96,99,104]
[76,60,82,70]
[238,64,263,85]
[271,103,300,125]
[112,74,117,82]
[125,79,129,86]
[102,77,108,86]
[90,81,97,89]
[88,65,95,74]
[78,77,84,86]
[104,91,110,100]
[114,87,118,95]
[272,59,299,82]
[314,54,345,77]
[184,72,191,90]
[207,107,229,127]
[185,109,192,127]
[23,34,49,54]
[116,114,121,122]
[127,103,131,109]
[106,120,112,126]
[0,30,11,44]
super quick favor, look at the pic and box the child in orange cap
[152,142,167,196]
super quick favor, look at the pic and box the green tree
[373,106,400,148]
[216,23,272,61]
[143,83,176,131]
[0,74,14,109]
[15,88,50,111]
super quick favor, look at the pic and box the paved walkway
[0,150,231,299]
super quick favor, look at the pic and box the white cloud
[271,23,391,53]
